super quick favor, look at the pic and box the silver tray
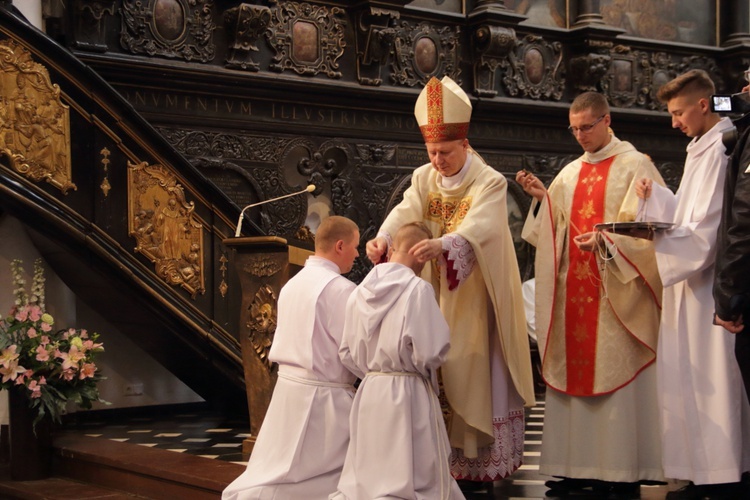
[594,221,674,238]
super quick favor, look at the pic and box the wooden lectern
[222,236,312,454]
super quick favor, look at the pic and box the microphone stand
[234,185,315,237]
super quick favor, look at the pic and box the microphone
[234,184,316,237]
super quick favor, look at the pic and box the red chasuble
[564,157,613,395]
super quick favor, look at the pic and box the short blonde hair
[570,92,610,116]
[393,222,432,252]
[315,216,359,253]
[657,69,716,103]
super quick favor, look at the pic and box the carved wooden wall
[48,0,750,280]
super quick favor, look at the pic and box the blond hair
[315,216,359,253]
[570,92,610,116]
[393,222,432,252]
[657,69,716,103]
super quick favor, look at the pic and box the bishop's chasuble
[522,136,665,482]
[380,151,534,481]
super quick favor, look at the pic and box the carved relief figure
[128,161,205,298]
[0,40,74,193]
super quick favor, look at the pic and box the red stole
[563,156,613,395]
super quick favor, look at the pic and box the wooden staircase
[0,433,245,499]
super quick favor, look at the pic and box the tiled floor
[61,397,672,499]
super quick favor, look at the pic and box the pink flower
[27,327,37,338]
[14,307,28,322]
[35,345,50,362]
[40,322,52,332]
[28,379,44,398]
[79,363,97,379]
[28,306,41,322]
[60,368,76,381]
[40,335,50,346]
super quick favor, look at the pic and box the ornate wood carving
[0,40,75,194]
[502,34,565,100]
[73,0,117,52]
[265,0,347,78]
[569,51,612,93]
[472,25,517,97]
[390,21,462,87]
[100,147,111,196]
[120,0,216,63]
[224,3,272,72]
[246,284,277,372]
[157,127,284,163]
[127,160,206,298]
[355,7,400,86]
[282,137,351,195]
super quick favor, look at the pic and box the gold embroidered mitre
[415,76,471,143]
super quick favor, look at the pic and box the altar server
[223,215,360,500]
[331,222,464,500]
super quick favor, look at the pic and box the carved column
[722,0,750,46]
[471,0,507,14]
[573,0,605,27]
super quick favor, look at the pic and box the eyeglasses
[568,115,606,135]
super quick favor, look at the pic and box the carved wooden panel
[224,3,272,71]
[0,39,75,194]
[120,0,216,62]
[502,34,565,100]
[127,160,206,298]
[266,0,347,78]
[390,21,462,87]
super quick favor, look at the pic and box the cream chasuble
[523,138,663,396]
[522,137,665,482]
[380,152,533,480]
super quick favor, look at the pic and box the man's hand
[714,313,745,334]
[408,238,442,264]
[366,236,388,265]
[635,178,653,200]
[516,170,546,202]
[574,231,601,253]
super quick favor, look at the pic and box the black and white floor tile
[62,397,671,499]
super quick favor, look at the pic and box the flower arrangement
[0,258,106,428]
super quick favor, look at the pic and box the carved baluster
[472,0,508,12]
[573,0,605,27]
[722,0,750,46]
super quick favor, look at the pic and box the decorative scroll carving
[73,0,117,52]
[355,7,400,86]
[156,127,283,163]
[224,3,272,71]
[569,52,611,93]
[0,40,75,194]
[265,0,347,78]
[251,168,308,238]
[390,21,461,87]
[127,161,205,298]
[472,25,517,97]
[281,137,351,195]
[100,147,111,196]
[502,34,565,101]
[246,284,277,371]
[120,0,216,63]
[243,256,282,278]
